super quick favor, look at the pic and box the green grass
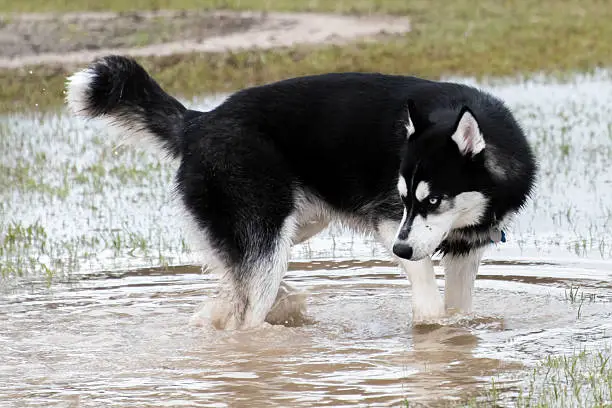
[0,0,425,14]
[1,0,612,113]
[464,347,612,407]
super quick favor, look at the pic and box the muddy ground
[0,11,262,58]
[0,10,411,68]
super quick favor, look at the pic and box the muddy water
[1,72,612,406]
[1,259,611,407]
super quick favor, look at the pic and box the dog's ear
[451,107,485,156]
[405,100,429,140]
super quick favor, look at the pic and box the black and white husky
[66,56,536,330]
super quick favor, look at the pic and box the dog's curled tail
[66,55,187,158]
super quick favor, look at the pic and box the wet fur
[66,56,536,330]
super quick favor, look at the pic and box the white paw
[444,305,473,316]
[411,294,446,324]
[265,282,309,327]
[189,298,240,330]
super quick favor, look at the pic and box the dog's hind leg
[442,247,485,314]
[264,279,308,327]
[376,219,445,323]
[263,214,329,326]
[191,216,296,330]
[239,221,297,329]
[292,217,329,245]
[225,213,301,330]
[178,132,298,330]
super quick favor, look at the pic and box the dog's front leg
[442,248,485,314]
[376,220,445,323]
[398,256,445,322]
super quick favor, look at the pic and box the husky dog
[66,56,536,330]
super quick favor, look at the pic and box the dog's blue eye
[428,197,440,206]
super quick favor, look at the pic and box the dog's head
[393,101,495,261]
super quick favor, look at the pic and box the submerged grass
[1,0,612,113]
[464,346,612,407]
[3,68,612,283]
[0,113,185,283]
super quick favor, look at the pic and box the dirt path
[0,10,410,68]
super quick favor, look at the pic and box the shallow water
[0,262,612,406]
[1,259,610,407]
[1,72,612,406]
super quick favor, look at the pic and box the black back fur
[71,56,536,263]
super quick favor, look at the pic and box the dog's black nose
[392,242,413,260]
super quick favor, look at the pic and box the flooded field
[1,71,611,407]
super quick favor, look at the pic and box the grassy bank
[2,0,611,113]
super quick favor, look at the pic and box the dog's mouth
[410,253,430,262]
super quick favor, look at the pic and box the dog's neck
[438,219,507,256]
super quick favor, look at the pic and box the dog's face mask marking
[393,104,490,260]
[414,181,430,202]
[397,175,408,198]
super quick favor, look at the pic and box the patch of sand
[0,10,410,68]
